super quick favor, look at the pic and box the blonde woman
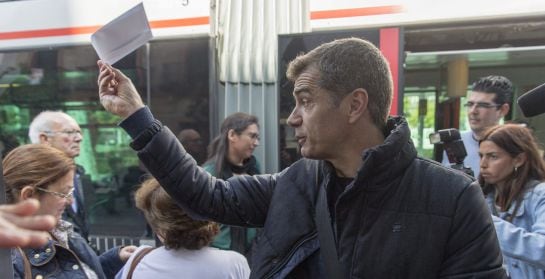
[116,178,249,279]
[5,144,135,279]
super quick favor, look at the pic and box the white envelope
[91,2,153,65]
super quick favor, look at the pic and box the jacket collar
[23,239,57,266]
[22,220,74,266]
[354,116,417,190]
[486,179,543,218]
[319,116,417,191]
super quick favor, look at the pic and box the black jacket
[126,113,506,278]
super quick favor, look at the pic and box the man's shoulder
[460,130,477,143]
[402,157,478,216]
[410,157,475,188]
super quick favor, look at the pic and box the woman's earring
[514,166,518,173]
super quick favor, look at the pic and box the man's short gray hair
[28,111,75,143]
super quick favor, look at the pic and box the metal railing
[89,235,143,254]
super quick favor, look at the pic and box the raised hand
[97,60,145,119]
[0,199,55,248]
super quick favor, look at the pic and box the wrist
[120,107,155,139]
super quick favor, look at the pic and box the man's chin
[468,124,480,133]
[300,148,310,158]
[300,148,318,159]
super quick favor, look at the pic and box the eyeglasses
[43,130,82,137]
[463,102,502,110]
[35,187,74,199]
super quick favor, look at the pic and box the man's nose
[287,108,301,127]
[74,133,83,142]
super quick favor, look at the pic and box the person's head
[466,76,513,137]
[206,112,259,172]
[28,111,83,158]
[285,37,393,160]
[177,128,204,156]
[3,144,75,224]
[134,178,219,250]
[478,124,545,211]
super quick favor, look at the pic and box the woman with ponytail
[203,112,261,258]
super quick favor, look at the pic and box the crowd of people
[1,37,544,278]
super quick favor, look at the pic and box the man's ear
[499,103,510,117]
[347,88,368,124]
[39,133,50,144]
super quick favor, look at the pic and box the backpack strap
[126,247,155,279]
[15,247,32,279]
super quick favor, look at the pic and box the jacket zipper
[263,232,317,279]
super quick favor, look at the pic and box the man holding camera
[442,75,513,177]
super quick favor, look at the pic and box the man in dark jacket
[28,111,91,242]
[97,38,507,278]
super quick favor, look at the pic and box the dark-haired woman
[116,178,249,279]
[479,124,545,278]
[203,112,260,257]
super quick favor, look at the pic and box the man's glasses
[463,102,502,110]
[43,130,82,137]
[35,187,74,199]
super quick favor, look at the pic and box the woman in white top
[116,178,250,279]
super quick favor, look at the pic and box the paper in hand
[91,2,153,65]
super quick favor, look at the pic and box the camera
[429,128,474,177]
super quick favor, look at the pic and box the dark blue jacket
[12,232,123,279]
[62,166,91,241]
[122,107,507,278]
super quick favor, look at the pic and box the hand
[119,245,138,262]
[0,199,55,248]
[97,60,145,119]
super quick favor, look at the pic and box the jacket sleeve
[440,182,508,278]
[99,246,124,279]
[492,185,545,269]
[136,126,277,227]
